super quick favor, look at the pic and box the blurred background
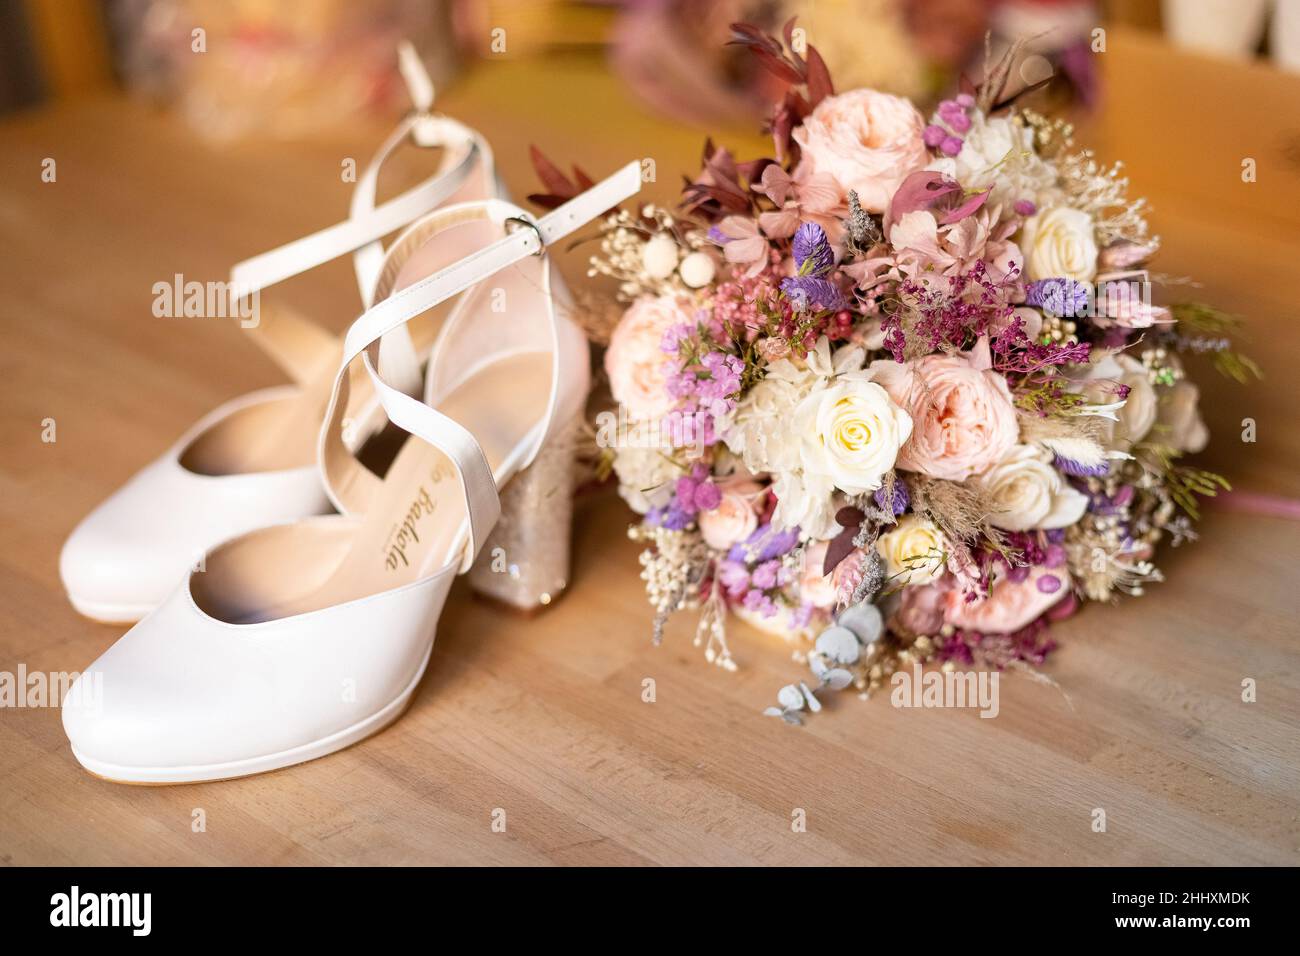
[4,1,1300,132]
[1,0,1297,499]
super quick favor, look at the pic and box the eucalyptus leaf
[815,625,861,664]
[822,668,854,691]
[838,601,883,644]
[777,684,805,711]
[799,682,822,712]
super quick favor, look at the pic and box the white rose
[1020,206,1099,282]
[877,515,947,586]
[698,480,761,550]
[978,445,1089,531]
[794,377,913,496]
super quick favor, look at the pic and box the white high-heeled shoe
[60,45,502,624]
[61,163,642,784]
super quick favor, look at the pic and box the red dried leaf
[750,46,803,85]
[529,145,578,198]
[805,45,833,107]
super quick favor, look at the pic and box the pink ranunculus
[868,340,1019,481]
[944,566,1071,635]
[604,294,692,421]
[792,88,930,214]
[698,479,762,550]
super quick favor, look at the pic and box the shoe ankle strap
[318,161,642,571]
[227,44,494,390]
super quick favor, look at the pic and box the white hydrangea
[927,112,1058,211]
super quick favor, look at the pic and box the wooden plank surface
[0,51,1297,866]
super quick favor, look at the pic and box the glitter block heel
[467,417,579,612]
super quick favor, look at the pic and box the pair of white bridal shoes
[59,45,503,623]
[60,52,644,783]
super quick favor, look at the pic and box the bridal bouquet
[565,23,1255,720]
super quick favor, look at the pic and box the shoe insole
[205,350,552,624]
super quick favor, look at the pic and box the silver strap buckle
[504,216,545,257]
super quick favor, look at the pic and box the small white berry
[679,251,716,288]
[641,233,679,280]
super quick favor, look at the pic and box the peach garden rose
[869,341,1019,481]
[792,88,930,214]
[604,294,692,421]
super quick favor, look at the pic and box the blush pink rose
[798,541,839,609]
[869,341,1019,481]
[792,89,930,214]
[698,479,762,550]
[604,294,691,421]
[893,577,954,636]
[944,566,1070,634]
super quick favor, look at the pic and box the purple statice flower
[697,352,743,405]
[706,225,729,245]
[780,275,846,313]
[1014,199,1037,217]
[789,603,814,629]
[727,523,801,565]
[674,463,722,513]
[750,559,781,590]
[1025,277,1090,317]
[716,559,750,598]
[873,480,910,517]
[660,321,694,355]
[742,588,779,617]
[646,502,692,531]
[792,222,834,276]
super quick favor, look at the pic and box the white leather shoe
[60,44,502,623]
[62,163,642,783]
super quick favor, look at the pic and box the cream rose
[604,294,691,421]
[877,515,947,586]
[792,88,930,213]
[1020,206,1099,283]
[978,445,1089,531]
[794,377,913,496]
[1111,354,1157,446]
[869,344,1019,481]
[698,479,762,550]
[1157,380,1209,453]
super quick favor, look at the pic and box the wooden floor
[1,50,1297,866]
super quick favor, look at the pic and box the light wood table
[1,53,1297,866]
